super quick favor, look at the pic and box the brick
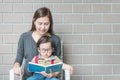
[83,0,101,3]
[3,14,23,23]
[113,45,120,54]
[72,45,92,54]
[53,14,62,23]
[0,4,12,13]
[0,24,12,34]
[93,45,112,54]
[13,4,33,13]
[0,14,2,23]
[0,35,2,44]
[64,55,82,64]
[113,65,120,74]
[71,76,82,80]
[64,14,82,23]
[13,44,17,53]
[93,4,111,13]
[74,24,92,33]
[3,0,22,3]
[93,65,112,74]
[84,76,102,80]
[103,55,120,64]
[54,4,72,13]
[112,4,120,13]
[83,14,101,23]
[13,24,30,33]
[0,65,12,75]
[103,76,120,80]
[63,44,72,54]
[102,0,120,3]
[83,55,102,64]
[23,0,43,3]
[0,45,13,53]
[103,14,120,23]
[83,35,102,44]
[54,24,72,34]
[23,13,33,23]
[0,56,2,64]
[3,34,19,44]
[44,0,62,3]
[103,35,120,44]
[74,65,92,75]
[4,75,19,80]
[113,24,120,33]
[0,75,3,80]
[63,0,82,3]
[93,24,111,33]
[63,35,82,44]
[3,55,15,64]
[73,4,91,13]
[33,4,53,12]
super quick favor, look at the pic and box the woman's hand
[62,63,74,74]
[13,62,22,78]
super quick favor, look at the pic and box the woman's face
[34,16,50,35]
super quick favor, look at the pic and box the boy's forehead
[39,42,52,47]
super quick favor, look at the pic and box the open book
[28,62,63,74]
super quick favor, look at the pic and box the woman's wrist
[14,62,20,67]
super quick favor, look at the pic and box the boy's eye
[40,48,52,53]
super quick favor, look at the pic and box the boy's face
[38,42,54,58]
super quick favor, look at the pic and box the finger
[19,68,22,78]
[70,67,74,74]
[50,69,53,73]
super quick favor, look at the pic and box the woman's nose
[41,25,45,30]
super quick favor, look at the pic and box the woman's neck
[32,31,42,43]
[32,31,51,42]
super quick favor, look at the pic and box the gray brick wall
[0,0,120,80]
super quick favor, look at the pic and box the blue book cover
[28,62,63,74]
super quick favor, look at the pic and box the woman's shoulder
[20,31,32,38]
[51,34,61,41]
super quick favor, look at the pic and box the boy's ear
[52,48,54,52]
[38,48,40,52]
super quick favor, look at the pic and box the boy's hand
[41,69,53,78]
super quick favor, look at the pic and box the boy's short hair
[37,35,54,48]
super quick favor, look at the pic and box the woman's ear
[33,18,37,26]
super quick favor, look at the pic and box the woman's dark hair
[37,35,54,48]
[30,7,53,34]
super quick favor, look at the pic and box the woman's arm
[13,33,25,76]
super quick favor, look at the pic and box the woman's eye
[38,22,42,25]
[44,22,49,26]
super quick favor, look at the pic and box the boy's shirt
[32,54,62,66]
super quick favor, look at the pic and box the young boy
[27,35,73,80]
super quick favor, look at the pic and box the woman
[13,7,61,80]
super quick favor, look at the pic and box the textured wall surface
[0,0,120,80]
